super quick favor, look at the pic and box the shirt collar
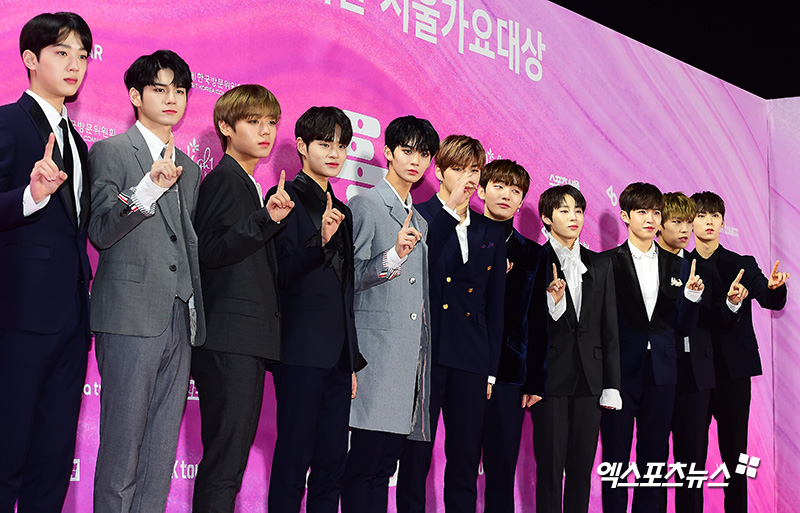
[436,192,471,226]
[135,120,175,163]
[550,233,582,259]
[628,239,658,260]
[384,178,413,210]
[26,89,67,129]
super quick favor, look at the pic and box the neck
[628,232,654,253]
[138,119,173,143]
[551,232,577,250]
[385,170,412,201]
[227,149,258,175]
[693,237,719,259]
[482,206,511,222]
[302,168,329,191]
[657,239,682,255]
[30,83,65,113]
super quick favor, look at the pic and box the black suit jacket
[529,242,620,397]
[0,94,91,334]
[415,196,506,377]
[194,154,283,360]
[269,171,360,371]
[605,242,700,389]
[494,227,547,388]
[697,245,786,380]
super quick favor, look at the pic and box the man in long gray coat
[340,116,440,513]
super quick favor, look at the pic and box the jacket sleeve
[600,257,622,390]
[350,193,394,293]
[523,246,550,395]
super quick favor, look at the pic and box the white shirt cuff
[487,376,496,385]
[683,336,691,353]
[599,388,622,410]
[684,286,703,303]
[385,247,407,269]
[133,172,169,208]
[547,292,567,321]
[23,184,50,216]
[442,204,461,222]
[726,298,742,313]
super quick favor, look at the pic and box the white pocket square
[670,277,683,287]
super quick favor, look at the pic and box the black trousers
[481,382,525,513]
[709,376,751,513]
[268,362,352,513]
[341,428,407,513]
[0,286,89,513]
[191,348,267,513]
[396,364,488,513]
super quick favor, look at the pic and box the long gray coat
[348,179,432,441]
[87,125,205,346]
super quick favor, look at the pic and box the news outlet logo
[597,453,759,489]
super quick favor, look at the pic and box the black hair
[20,12,92,78]
[538,185,587,231]
[295,106,353,156]
[124,50,192,119]
[384,115,440,157]
[691,191,726,219]
[619,182,663,213]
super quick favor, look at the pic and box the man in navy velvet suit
[397,135,506,513]
[267,106,364,513]
[601,182,703,513]
[690,191,788,513]
[0,12,93,512]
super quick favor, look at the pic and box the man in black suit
[397,135,506,513]
[656,192,746,513]
[690,191,788,513]
[267,106,363,512]
[601,182,703,513]
[191,85,294,513]
[476,160,548,513]
[525,184,621,513]
[0,13,93,511]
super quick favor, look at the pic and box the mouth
[569,225,579,230]
[64,78,78,85]
[326,162,340,168]
[259,142,271,147]
[644,227,655,231]
[407,169,419,175]
[163,110,178,115]
[497,202,510,209]
[679,237,688,242]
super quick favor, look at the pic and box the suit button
[409,277,416,285]
[465,312,470,317]
[410,312,418,320]
[446,277,451,283]
[169,264,177,272]
[443,304,449,310]
[487,266,492,270]
[170,234,177,242]
[275,312,281,318]
[467,288,473,293]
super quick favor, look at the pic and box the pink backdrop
[1,1,792,511]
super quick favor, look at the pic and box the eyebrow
[54,42,87,52]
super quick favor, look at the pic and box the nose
[66,53,80,71]
[329,144,342,158]
[165,89,176,104]
[410,152,420,165]
[260,122,271,135]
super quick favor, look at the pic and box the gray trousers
[93,299,191,513]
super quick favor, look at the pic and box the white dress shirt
[436,193,470,264]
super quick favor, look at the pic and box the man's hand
[351,372,358,399]
[29,133,68,203]
[487,383,493,400]
[547,263,566,304]
[506,259,514,274]
[321,192,345,245]
[395,210,422,258]
[768,260,790,289]
[443,172,478,212]
[149,135,182,189]
[727,268,749,305]
[266,170,294,222]
[686,259,705,292]
[522,394,542,408]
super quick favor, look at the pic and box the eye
[57,50,68,56]
[175,89,186,95]
[79,54,89,60]
[338,144,347,150]
[155,87,165,93]
[402,148,412,155]
[421,151,430,158]
[269,120,277,126]
[575,208,583,214]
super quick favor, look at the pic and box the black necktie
[59,118,77,219]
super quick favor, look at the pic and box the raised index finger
[403,210,413,230]
[732,268,745,287]
[552,263,558,281]
[163,135,175,160]
[772,260,781,276]
[325,192,332,214]
[277,170,286,193]
[43,132,55,160]
[690,258,697,278]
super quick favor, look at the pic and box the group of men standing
[0,11,789,513]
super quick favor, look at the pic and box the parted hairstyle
[479,159,531,198]
[20,12,92,78]
[435,135,485,173]
[384,115,440,157]
[214,84,281,151]
[661,192,697,223]
[538,185,586,232]
[691,191,726,219]
[124,50,192,119]
[619,182,663,214]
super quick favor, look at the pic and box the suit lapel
[128,127,179,234]
[292,172,324,233]
[577,248,594,331]
[70,122,91,229]
[616,243,649,323]
[222,155,260,209]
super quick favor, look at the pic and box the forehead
[150,68,176,86]
[446,159,478,170]
[49,31,87,52]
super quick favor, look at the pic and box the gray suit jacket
[348,179,432,441]
[87,125,206,346]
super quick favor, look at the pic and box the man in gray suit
[88,50,205,513]
[341,115,439,513]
